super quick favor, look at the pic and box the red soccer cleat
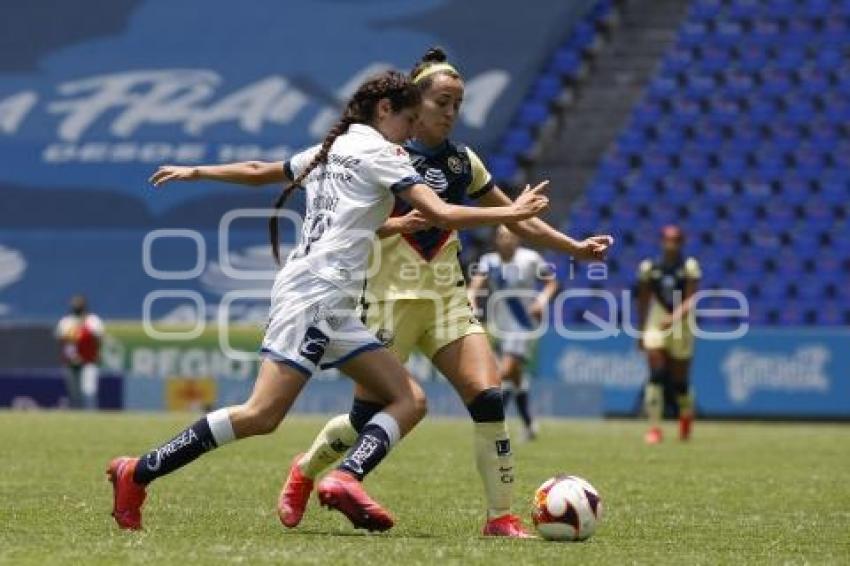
[278,454,314,528]
[482,513,535,538]
[679,415,693,441]
[316,470,394,532]
[644,426,663,445]
[106,457,146,530]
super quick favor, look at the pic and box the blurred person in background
[469,226,558,441]
[636,226,701,444]
[55,295,104,410]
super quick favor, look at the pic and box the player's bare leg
[315,347,426,532]
[669,357,694,440]
[644,349,668,444]
[109,360,307,530]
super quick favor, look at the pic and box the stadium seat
[560,0,848,326]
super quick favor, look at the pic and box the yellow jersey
[365,139,494,301]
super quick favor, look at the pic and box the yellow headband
[412,62,460,84]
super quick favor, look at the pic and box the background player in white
[469,227,558,441]
[108,70,549,532]
[55,295,104,410]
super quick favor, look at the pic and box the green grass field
[1,412,848,565]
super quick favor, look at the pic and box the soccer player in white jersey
[106,71,549,532]
[469,227,558,441]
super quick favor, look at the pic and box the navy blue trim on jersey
[468,179,494,199]
[505,296,534,329]
[259,346,313,378]
[319,342,383,369]
[283,160,294,181]
[390,174,423,194]
[406,138,449,157]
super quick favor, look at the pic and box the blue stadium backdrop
[0,0,594,320]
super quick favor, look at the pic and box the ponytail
[269,116,356,265]
[268,70,420,265]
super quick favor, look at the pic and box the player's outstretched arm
[149,161,287,188]
[376,211,434,239]
[401,181,550,230]
[477,187,613,261]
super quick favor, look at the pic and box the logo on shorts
[495,439,512,456]
[376,328,395,347]
[299,326,330,364]
[447,155,463,174]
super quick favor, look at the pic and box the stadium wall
[2,324,847,419]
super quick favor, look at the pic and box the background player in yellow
[637,225,701,444]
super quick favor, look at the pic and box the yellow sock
[644,383,663,425]
[298,414,358,479]
[474,422,515,519]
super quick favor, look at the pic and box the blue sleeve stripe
[390,174,423,194]
[505,296,534,329]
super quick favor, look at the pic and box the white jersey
[479,248,550,333]
[262,124,422,375]
[282,123,421,297]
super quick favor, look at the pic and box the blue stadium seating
[558,0,850,326]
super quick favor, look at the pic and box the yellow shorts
[642,302,694,360]
[362,290,486,363]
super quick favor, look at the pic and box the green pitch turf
[1,412,848,565]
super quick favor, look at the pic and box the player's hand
[149,165,198,188]
[398,210,434,233]
[572,235,614,261]
[512,180,550,219]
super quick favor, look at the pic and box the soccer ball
[532,474,603,541]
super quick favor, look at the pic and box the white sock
[367,412,401,447]
[206,408,236,446]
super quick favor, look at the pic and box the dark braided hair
[409,46,462,90]
[269,70,421,264]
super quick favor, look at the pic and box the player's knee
[349,398,385,433]
[466,387,505,423]
[649,367,667,385]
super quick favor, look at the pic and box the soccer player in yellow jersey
[637,225,701,444]
[275,48,611,537]
[152,48,612,537]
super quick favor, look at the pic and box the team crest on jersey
[423,168,449,192]
[447,155,463,174]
